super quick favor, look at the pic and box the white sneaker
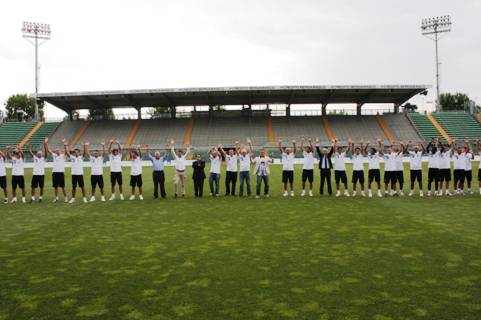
[301,190,306,197]
[420,191,424,197]
[308,190,313,197]
[361,191,366,197]
[22,197,26,204]
[336,190,341,197]
[83,197,88,203]
[139,195,144,201]
[390,190,395,196]
[53,197,59,203]
[64,197,68,203]
[290,191,295,197]
[90,196,96,202]
[468,189,473,194]
[398,191,404,197]
[437,191,443,197]
[344,191,350,197]
[255,195,260,199]
[3,199,7,204]
[427,191,432,197]
[283,191,288,197]
[109,194,115,201]
[446,191,452,196]
[101,196,106,202]
[265,194,270,198]
[368,190,372,198]
[377,190,382,198]
[385,190,389,195]
[352,191,357,197]
[129,195,135,201]
[119,194,124,200]
[69,198,76,204]
[10,197,17,204]
[408,191,413,197]
[31,197,36,202]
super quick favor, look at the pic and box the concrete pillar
[322,104,327,116]
[170,107,176,119]
[394,103,400,114]
[136,107,142,119]
[356,103,363,116]
[68,110,73,121]
[286,104,291,117]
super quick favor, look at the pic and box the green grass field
[1,164,481,320]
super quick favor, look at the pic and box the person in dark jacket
[192,154,206,197]
[315,137,334,196]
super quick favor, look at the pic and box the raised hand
[292,139,296,144]
[170,139,175,145]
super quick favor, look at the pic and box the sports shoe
[83,197,88,203]
[308,190,313,197]
[255,195,260,199]
[119,194,124,200]
[101,196,106,202]
[336,190,341,197]
[129,195,136,201]
[408,191,413,197]
[344,191,350,197]
[377,190,382,198]
[368,190,372,198]
[109,194,115,201]
[139,195,144,201]
[90,196,96,202]
[361,191,366,197]
[38,197,43,202]
[427,191,431,197]
[265,194,269,198]
[390,190,395,196]
[352,191,357,197]
[283,191,288,197]
[64,197,68,203]
[53,197,59,203]
[446,191,452,196]
[290,191,295,197]
[3,199,8,204]
[468,189,473,195]
[22,197,26,204]
[301,190,306,197]
[398,191,404,197]
[385,190,389,195]
[31,196,36,202]
[69,198,76,204]
[11,197,17,204]
[420,191,424,197]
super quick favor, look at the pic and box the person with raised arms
[28,143,46,203]
[278,138,296,197]
[438,138,453,196]
[300,137,315,197]
[208,145,225,197]
[350,140,366,197]
[463,139,475,194]
[405,140,425,197]
[383,143,402,196]
[67,142,88,204]
[451,139,467,195]
[129,145,143,201]
[6,144,26,204]
[393,141,406,196]
[84,141,106,202]
[44,138,69,203]
[253,149,273,198]
[477,139,481,195]
[225,142,239,196]
[146,144,169,199]
[332,138,350,197]
[170,140,191,198]
[426,138,441,196]
[315,137,334,196]
[192,154,206,197]
[108,140,124,201]
[365,139,384,198]
[0,149,7,204]
[238,139,253,197]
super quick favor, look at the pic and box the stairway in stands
[26,122,62,150]
[406,113,443,141]
[432,112,481,140]
[0,122,36,148]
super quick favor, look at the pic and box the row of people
[0,137,480,204]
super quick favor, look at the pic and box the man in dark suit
[315,137,334,196]
[192,154,206,197]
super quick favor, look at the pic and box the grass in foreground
[1,165,481,320]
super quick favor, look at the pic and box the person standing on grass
[451,139,467,195]
[225,143,239,196]
[28,143,46,203]
[253,149,273,198]
[477,139,481,195]
[463,139,474,194]
[146,145,168,199]
[438,138,453,196]
[192,154,206,197]
[405,140,425,197]
[238,139,253,197]
[129,145,143,201]
[333,138,350,197]
[350,140,366,197]
[383,144,401,196]
[108,140,124,201]
[44,138,69,203]
[365,139,383,198]
[393,141,406,196]
[278,138,296,197]
[300,137,315,197]
[315,137,334,196]
[426,138,441,196]
[0,150,8,204]
[67,144,88,204]
[84,142,106,202]
[6,145,26,204]
[208,145,225,197]
[170,140,191,198]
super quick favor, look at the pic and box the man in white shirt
[463,139,474,194]
[108,140,124,200]
[253,149,273,198]
[208,145,225,197]
[333,139,350,197]
[405,140,425,197]
[477,139,481,195]
[84,142,106,202]
[278,138,296,197]
[383,145,401,196]
[438,140,453,196]
[170,140,191,198]
[45,138,69,203]
[451,140,467,195]
[6,145,26,204]
[365,139,383,198]
[426,139,441,196]
[0,150,8,204]
[67,145,88,204]
[225,143,239,196]
[238,139,253,197]
[129,146,143,201]
[300,137,315,197]
[393,142,406,196]
[350,140,366,197]
[28,144,46,203]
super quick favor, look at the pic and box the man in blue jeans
[254,149,273,198]
[208,145,225,196]
[238,139,253,197]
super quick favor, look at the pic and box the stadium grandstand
[1,85,480,156]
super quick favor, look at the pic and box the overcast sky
[0,0,480,118]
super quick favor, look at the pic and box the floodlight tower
[421,16,451,112]
[21,21,51,121]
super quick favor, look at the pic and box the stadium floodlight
[21,21,52,121]
[421,15,452,112]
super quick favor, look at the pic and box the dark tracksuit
[316,146,334,195]
[192,160,206,197]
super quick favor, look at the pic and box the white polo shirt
[130,158,142,176]
[226,155,238,172]
[333,152,347,171]
[90,156,104,176]
[384,153,397,172]
[12,157,25,176]
[453,152,466,170]
[71,155,84,175]
[439,151,452,169]
[428,151,440,169]
[210,156,222,174]
[0,157,6,176]
[465,153,473,171]
[408,151,423,171]
[52,153,66,173]
[110,153,122,173]
[281,152,295,171]
[367,153,380,170]
[32,156,45,176]
[395,153,404,171]
[351,154,364,171]
[302,151,314,170]
[239,154,251,172]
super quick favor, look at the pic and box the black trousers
[152,171,166,198]
[193,178,205,197]
[320,169,332,195]
[225,171,238,195]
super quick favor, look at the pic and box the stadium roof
[38,85,429,112]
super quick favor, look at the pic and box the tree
[402,102,418,113]
[439,92,470,111]
[4,94,44,121]
[88,107,114,120]
[147,106,175,119]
